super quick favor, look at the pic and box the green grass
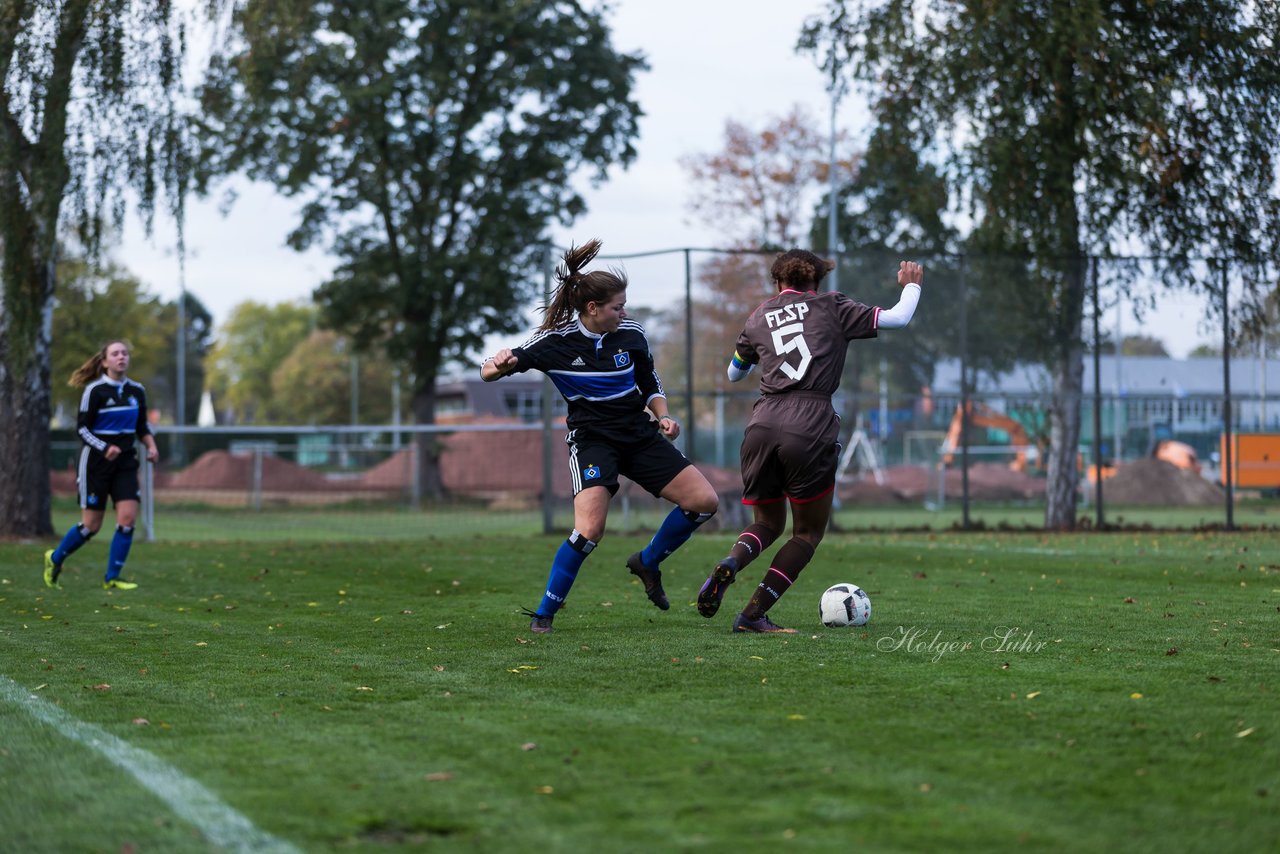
[2,531,1277,852]
[50,496,1280,544]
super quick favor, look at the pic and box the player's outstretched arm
[481,348,519,381]
[878,261,924,330]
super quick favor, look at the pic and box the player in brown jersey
[696,249,923,632]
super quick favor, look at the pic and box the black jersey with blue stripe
[511,318,665,438]
[77,375,152,456]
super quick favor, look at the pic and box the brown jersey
[734,289,878,503]
[734,289,878,395]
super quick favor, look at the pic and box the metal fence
[47,247,1278,539]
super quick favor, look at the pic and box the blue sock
[52,524,94,565]
[106,526,134,581]
[537,531,595,616]
[640,507,716,569]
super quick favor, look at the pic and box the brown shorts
[739,394,840,504]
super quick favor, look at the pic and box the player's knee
[690,488,719,516]
[793,528,825,548]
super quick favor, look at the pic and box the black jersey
[511,318,666,440]
[77,375,152,457]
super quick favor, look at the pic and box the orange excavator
[940,402,1041,472]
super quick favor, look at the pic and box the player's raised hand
[898,260,923,288]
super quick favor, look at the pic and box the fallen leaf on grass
[356,686,373,692]
[132,718,149,726]
[1130,692,1144,699]
[1025,691,1041,700]
[1123,597,1137,604]
[1236,727,1257,738]
[536,786,554,794]
[521,743,538,751]
[787,714,806,720]
[433,665,445,672]
[91,684,110,691]
[425,772,454,782]
[749,656,764,661]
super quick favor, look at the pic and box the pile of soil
[1101,458,1225,506]
[840,463,1045,504]
[165,450,332,492]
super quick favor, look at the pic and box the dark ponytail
[770,249,835,291]
[539,239,628,330]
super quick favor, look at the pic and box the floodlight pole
[542,243,556,534]
[827,82,841,292]
[1221,260,1234,530]
[174,255,186,465]
[1091,256,1105,529]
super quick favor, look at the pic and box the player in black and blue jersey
[482,240,719,633]
[44,339,159,591]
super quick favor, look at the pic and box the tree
[672,108,857,420]
[50,261,211,428]
[205,301,317,423]
[269,329,399,426]
[804,0,1280,528]
[680,105,854,250]
[195,0,645,496]
[1093,334,1170,358]
[1,1,189,536]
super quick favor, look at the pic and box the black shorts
[77,447,141,511]
[739,395,840,504]
[566,427,692,498]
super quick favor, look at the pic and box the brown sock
[728,523,777,572]
[741,537,816,618]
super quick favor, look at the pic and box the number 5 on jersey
[771,323,811,380]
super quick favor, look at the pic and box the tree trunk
[411,379,446,500]
[1043,262,1087,530]
[0,262,56,538]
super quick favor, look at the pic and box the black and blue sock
[537,530,596,616]
[639,506,715,569]
[52,524,95,566]
[106,525,134,582]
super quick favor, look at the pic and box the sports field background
[2,528,1276,851]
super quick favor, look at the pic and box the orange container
[1220,433,1280,488]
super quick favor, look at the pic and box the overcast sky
[120,0,1222,359]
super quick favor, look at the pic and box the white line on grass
[0,674,300,854]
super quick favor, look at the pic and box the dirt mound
[1102,458,1224,506]
[439,429,574,497]
[166,450,333,491]
[841,463,1045,503]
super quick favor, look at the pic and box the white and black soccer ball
[819,583,871,627]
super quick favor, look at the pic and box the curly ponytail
[770,249,836,291]
[539,239,628,330]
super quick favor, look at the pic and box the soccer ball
[819,583,871,627]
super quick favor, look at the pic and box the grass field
[52,495,1280,543]
[2,529,1277,852]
